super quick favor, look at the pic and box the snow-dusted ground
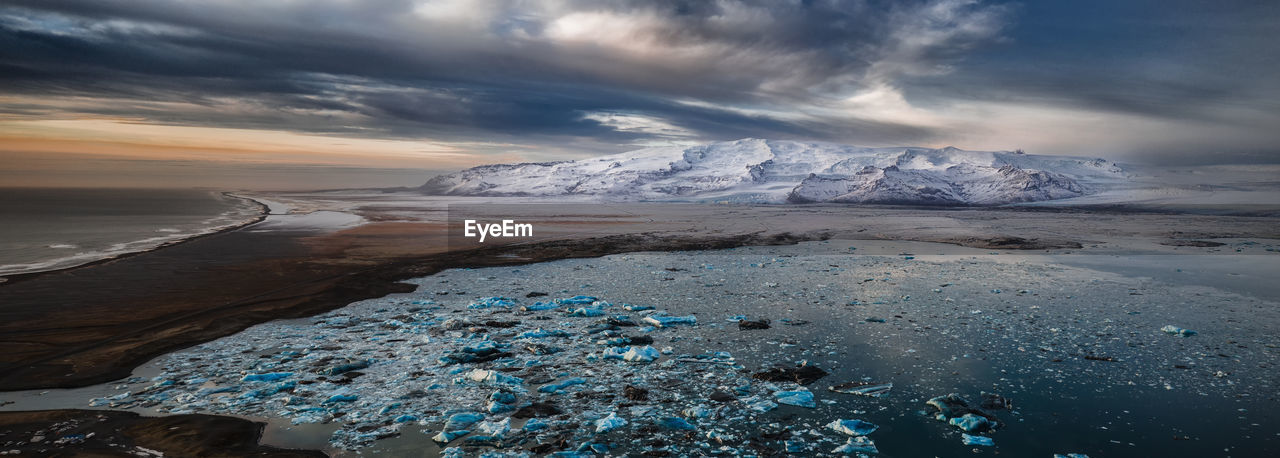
[421,139,1127,205]
[7,239,1277,457]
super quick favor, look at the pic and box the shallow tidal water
[0,188,262,276]
[2,239,1277,457]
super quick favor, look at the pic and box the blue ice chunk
[489,391,516,404]
[240,381,295,398]
[324,394,358,404]
[961,433,994,446]
[196,386,240,397]
[566,307,605,317]
[240,372,292,382]
[487,401,514,414]
[475,417,512,438]
[623,346,661,362]
[949,413,992,432]
[742,396,777,412]
[468,297,517,309]
[683,405,714,418]
[556,295,598,305]
[538,377,587,394]
[431,429,469,444]
[595,412,627,433]
[521,302,560,311]
[1161,325,1197,337]
[443,411,485,430]
[599,346,628,360]
[774,390,816,408]
[321,360,369,376]
[1053,454,1090,458]
[394,414,418,423]
[523,418,549,432]
[378,403,402,415]
[486,391,516,413]
[658,417,696,430]
[832,436,878,454]
[466,369,523,385]
[624,304,654,311]
[826,419,879,436]
[642,313,697,328]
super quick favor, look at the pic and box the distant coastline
[0,191,269,285]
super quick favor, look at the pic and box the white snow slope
[420,139,1127,205]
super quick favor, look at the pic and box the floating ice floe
[594,413,627,433]
[949,413,993,432]
[826,419,879,436]
[556,295,598,305]
[926,393,1000,432]
[240,372,292,382]
[467,369,524,385]
[622,345,661,362]
[774,389,816,408]
[468,296,517,309]
[831,436,878,454]
[962,433,994,446]
[642,313,697,328]
[1161,325,1197,337]
[538,378,586,394]
[829,381,893,397]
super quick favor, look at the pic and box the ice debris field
[84,241,1279,456]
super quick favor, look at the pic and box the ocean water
[0,188,263,277]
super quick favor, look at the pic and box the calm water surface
[0,188,261,277]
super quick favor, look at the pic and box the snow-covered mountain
[420,139,1126,205]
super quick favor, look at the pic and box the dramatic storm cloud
[1,0,1278,167]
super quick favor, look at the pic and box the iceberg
[826,419,879,436]
[595,412,627,433]
[961,433,994,446]
[774,390,816,408]
[466,369,524,385]
[538,377,587,394]
[642,313,697,328]
[240,372,293,382]
[828,381,892,397]
[949,413,993,432]
[832,436,878,454]
[622,345,661,363]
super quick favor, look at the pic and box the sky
[2,0,1279,187]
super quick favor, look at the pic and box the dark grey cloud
[0,0,1276,163]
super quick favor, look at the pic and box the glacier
[420,139,1127,205]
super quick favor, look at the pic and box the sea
[0,188,263,277]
